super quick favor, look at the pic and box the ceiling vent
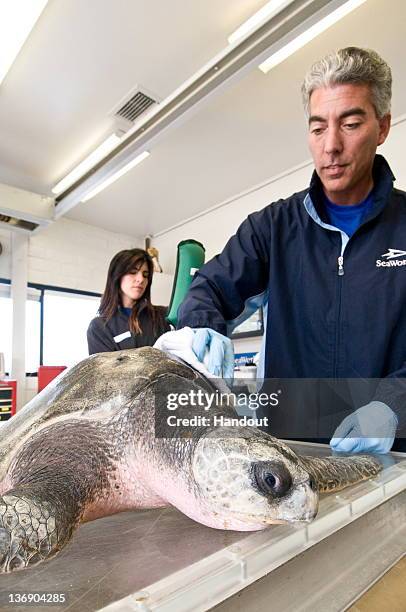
[110,85,159,133]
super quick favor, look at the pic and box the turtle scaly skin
[299,454,381,493]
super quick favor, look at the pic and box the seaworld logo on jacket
[376,248,406,267]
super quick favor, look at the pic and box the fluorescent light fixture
[259,0,367,73]
[52,134,122,195]
[228,0,294,45]
[0,0,49,85]
[81,151,150,203]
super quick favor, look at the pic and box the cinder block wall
[0,217,143,292]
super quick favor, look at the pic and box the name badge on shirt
[113,331,131,343]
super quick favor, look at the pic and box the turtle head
[188,428,319,530]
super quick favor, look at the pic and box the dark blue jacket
[87,302,170,355]
[178,156,406,442]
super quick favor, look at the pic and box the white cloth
[154,327,214,379]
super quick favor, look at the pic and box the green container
[166,239,205,326]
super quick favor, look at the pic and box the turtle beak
[274,483,319,523]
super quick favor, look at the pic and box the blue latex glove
[330,401,398,454]
[192,328,234,379]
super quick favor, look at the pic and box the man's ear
[377,113,391,146]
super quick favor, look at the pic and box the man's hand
[192,328,234,379]
[154,327,234,379]
[330,401,398,454]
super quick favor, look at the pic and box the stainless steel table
[0,442,404,612]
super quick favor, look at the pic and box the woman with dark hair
[87,248,170,354]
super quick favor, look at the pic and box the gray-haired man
[161,47,405,454]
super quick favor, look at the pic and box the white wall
[151,161,312,273]
[10,234,28,409]
[152,160,314,355]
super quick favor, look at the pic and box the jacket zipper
[337,255,344,276]
[334,248,345,377]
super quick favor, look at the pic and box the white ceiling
[0,0,405,238]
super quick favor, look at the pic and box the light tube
[81,151,150,203]
[228,0,295,45]
[259,0,367,73]
[52,134,122,195]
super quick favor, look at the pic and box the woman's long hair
[99,248,162,335]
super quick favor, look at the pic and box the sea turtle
[0,347,380,573]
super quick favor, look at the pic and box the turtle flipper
[0,488,74,572]
[299,455,382,493]
[0,420,117,572]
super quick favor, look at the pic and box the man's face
[307,83,391,204]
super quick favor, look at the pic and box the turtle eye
[264,473,276,489]
[252,461,292,498]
